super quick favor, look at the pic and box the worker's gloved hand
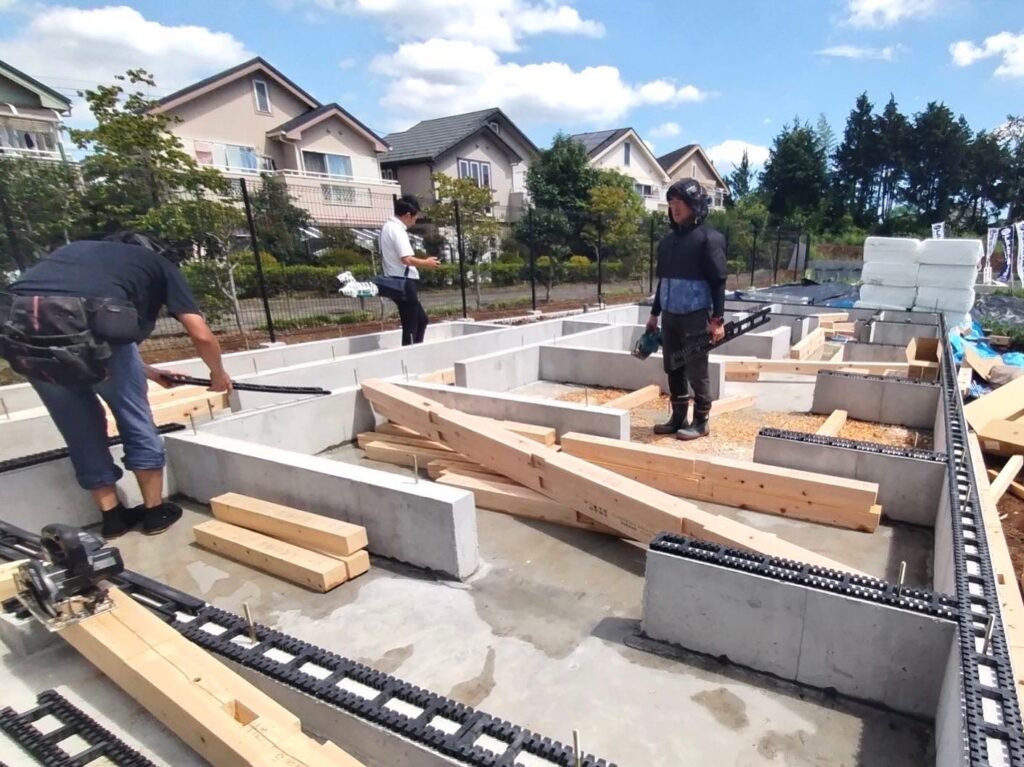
[709,316,726,343]
[646,315,659,333]
[209,369,233,394]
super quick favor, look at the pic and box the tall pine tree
[728,150,753,200]
[833,93,880,227]
[902,102,972,225]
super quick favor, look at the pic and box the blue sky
[1,0,1021,171]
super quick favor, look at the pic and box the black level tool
[164,373,330,397]
[664,307,772,371]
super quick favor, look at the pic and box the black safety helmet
[666,178,709,226]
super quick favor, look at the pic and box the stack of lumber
[790,328,826,360]
[723,358,910,382]
[193,493,369,592]
[964,376,1024,457]
[361,379,866,574]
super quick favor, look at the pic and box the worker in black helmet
[646,179,727,440]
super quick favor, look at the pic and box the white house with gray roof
[570,128,670,213]
[0,59,72,162]
[382,108,540,222]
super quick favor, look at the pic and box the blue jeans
[31,343,165,490]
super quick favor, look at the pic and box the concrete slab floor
[75,502,932,767]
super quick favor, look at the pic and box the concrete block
[165,432,478,579]
[796,589,955,717]
[0,413,64,461]
[811,372,940,429]
[869,321,939,346]
[642,551,805,680]
[842,342,909,363]
[397,382,629,440]
[878,377,941,428]
[0,610,60,657]
[713,326,791,359]
[642,550,956,718]
[752,432,947,526]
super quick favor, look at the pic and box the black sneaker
[100,505,132,539]
[142,502,183,536]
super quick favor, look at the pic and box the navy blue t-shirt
[9,241,200,339]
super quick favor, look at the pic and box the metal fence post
[648,216,655,292]
[596,214,603,306]
[773,227,782,284]
[454,199,468,319]
[750,226,758,287]
[239,177,276,343]
[527,208,537,311]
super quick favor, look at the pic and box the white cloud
[313,0,603,52]
[707,140,770,171]
[0,5,251,118]
[371,38,709,124]
[338,57,358,69]
[642,139,655,153]
[817,44,903,61]
[763,117,773,125]
[951,32,1024,78]
[844,0,938,27]
[650,121,681,139]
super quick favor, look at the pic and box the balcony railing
[278,169,399,188]
[0,146,65,162]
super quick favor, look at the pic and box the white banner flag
[1016,221,1024,286]
[931,222,946,239]
[986,227,1000,270]
[998,226,1015,283]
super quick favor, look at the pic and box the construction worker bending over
[0,232,232,538]
[646,179,727,440]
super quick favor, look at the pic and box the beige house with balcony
[0,60,72,162]
[381,108,539,223]
[657,144,730,211]
[570,128,670,213]
[149,57,396,226]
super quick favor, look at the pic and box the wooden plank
[559,432,880,532]
[418,368,456,385]
[0,560,25,602]
[967,434,1024,707]
[210,492,367,556]
[816,410,848,437]
[426,458,507,481]
[436,472,621,535]
[989,457,1024,502]
[377,419,555,446]
[362,379,866,573]
[724,359,910,377]
[193,520,350,592]
[603,385,662,411]
[830,322,856,336]
[362,440,462,469]
[812,312,849,324]
[965,376,1024,432]
[357,431,455,454]
[978,419,1024,457]
[790,328,826,360]
[710,394,755,417]
[963,344,1002,383]
[60,588,362,767]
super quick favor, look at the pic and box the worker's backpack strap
[0,293,112,385]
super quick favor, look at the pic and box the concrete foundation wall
[811,372,941,429]
[935,633,968,767]
[642,550,956,718]
[396,382,630,440]
[0,414,65,461]
[712,326,791,359]
[869,321,940,345]
[933,489,956,595]
[725,300,879,322]
[0,445,176,531]
[455,345,541,392]
[165,432,478,579]
[752,432,947,526]
[842,342,909,363]
[0,382,40,413]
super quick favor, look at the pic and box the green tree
[832,93,881,228]
[525,133,598,223]
[248,174,313,263]
[960,131,1013,232]
[582,169,645,254]
[430,173,501,309]
[999,115,1024,222]
[902,102,972,225]
[0,156,85,270]
[728,150,753,201]
[70,69,228,233]
[875,95,910,222]
[759,119,828,225]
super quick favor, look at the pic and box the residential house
[0,60,72,162]
[656,144,729,211]
[570,128,670,213]
[381,108,540,223]
[149,57,397,226]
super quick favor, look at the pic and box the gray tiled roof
[267,103,387,148]
[154,57,320,109]
[382,108,541,165]
[656,144,698,172]
[569,128,630,157]
[0,59,72,109]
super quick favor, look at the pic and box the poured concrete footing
[811,371,941,429]
[642,549,956,718]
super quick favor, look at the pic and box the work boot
[100,504,134,539]
[653,398,691,435]
[141,502,183,536]
[676,418,710,441]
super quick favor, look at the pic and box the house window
[253,80,272,114]
[0,119,58,153]
[303,151,353,178]
[714,188,725,208]
[194,140,265,172]
[488,121,500,134]
[458,158,492,188]
[624,142,631,166]
[381,167,396,181]
[634,183,653,198]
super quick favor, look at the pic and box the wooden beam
[0,560,25,602]
[436,472,621,535]
[418,368,456,385]
[978,419,1024,457]
[377,419,556,445]
[60,588,363,766]
[603,385,662,411]
[816,410,848,437]
[723,358,910,381]
[361,439,461,469]
[989,457,1024,503]
[357,431,454,454]
[362,379,866,573]
[965,377,1024,432]
[812,312,849,324]
[194,520,353,592]
[426,458,506,481]
[559,432,880,532]
[710,394,755,417]
[967,434,1024,708]
[790,328,826,360]
[829,322,857,336]
[210,493,368,556]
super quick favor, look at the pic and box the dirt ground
[997,484,1024,578]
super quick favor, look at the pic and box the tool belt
[0,293,121,386]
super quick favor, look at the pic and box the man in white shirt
[379,195,439,345]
